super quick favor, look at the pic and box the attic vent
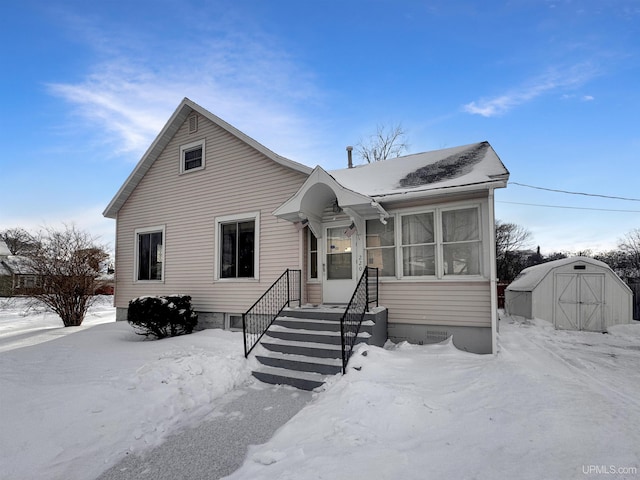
[188,115,198,134]
[574,265,586,270]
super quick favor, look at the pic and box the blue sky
[1,0,639,255]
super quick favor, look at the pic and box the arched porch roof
[273,166,388,238]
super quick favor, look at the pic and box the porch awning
[273,166,388,238]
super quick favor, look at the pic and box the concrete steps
[251,305,388,391]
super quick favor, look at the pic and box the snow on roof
[2,256,35,275]
[0,262,10,276]
[329,141,509,200]
[0,240,10,257]
[507,256,614,292]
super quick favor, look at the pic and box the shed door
[555,273,604,331]
[579,274,604,331]
[556,274,579,330]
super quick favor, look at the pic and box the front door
[322,225,356,303]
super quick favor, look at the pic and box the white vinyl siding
[380,281,492,328]
[114,113,307,314]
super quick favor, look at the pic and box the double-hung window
[136,227,164,281]
[441,208,481,275]
[401,213,436,276]
[216,213,260,280]
[365,217,396,276]
[180,139,205,173]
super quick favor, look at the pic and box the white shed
[505,256,632,331]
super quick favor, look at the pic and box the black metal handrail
[340,267,378,373]
[242,269,301,357]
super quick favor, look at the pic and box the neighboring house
[0,240,40,296]
[505,256,632,331]
[103,98,509,355]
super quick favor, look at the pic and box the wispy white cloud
[47,22,324,162]
[463,63,598,117]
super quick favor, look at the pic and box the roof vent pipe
[346,146,353,168]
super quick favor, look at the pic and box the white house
[103,98,509,386]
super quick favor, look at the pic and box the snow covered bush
[127,295,198,339]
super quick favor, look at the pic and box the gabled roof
[507,256,619,292]
[103,98,312,219]
[330,141,509,201]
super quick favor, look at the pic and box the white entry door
[322,225,356,303]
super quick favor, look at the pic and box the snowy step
[267,324,370,345]
[260,336,344,358]
[255,351,343,375]
[252,365,329,391]
[274,316,342,331]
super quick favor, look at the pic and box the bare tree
[496,220,532,256]
[0,228,37,255]
[618,228,640,277]
[24,225,110,326]
[355,123,409,163]
[495,220,533,282]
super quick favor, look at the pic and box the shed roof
[507,256,616,292]
[103,98,312,219]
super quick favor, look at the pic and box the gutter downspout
[488,187,498,354]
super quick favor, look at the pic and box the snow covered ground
[1,297,639,480]
[0,297,253,480]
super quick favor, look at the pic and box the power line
[497,201,640,213]
[509,182,640,202]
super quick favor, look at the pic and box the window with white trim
[216,212,260,280]
[365,205,482,279]
[365,217,395,276]
[180,139,205,173]
[135,227,164,281]
[401,212,435,276]
[308,229,318,279]
[441,207,481,275]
